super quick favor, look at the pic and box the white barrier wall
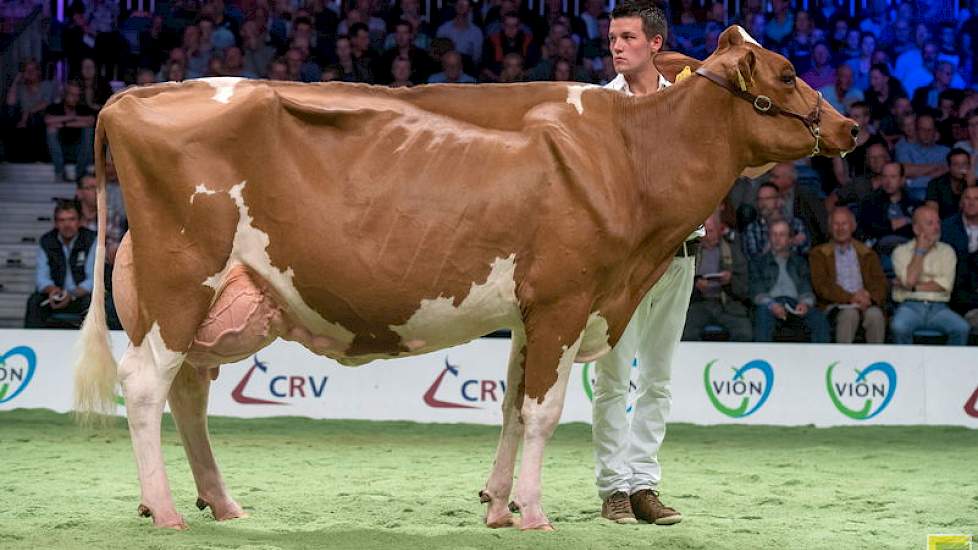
[1,330,976,428]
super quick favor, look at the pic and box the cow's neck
[620,76,748,246]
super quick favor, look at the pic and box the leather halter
[694,67,824,156]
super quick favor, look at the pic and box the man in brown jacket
[810,207,888,343]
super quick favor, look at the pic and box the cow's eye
[781,75,795,85]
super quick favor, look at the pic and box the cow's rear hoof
[138,504,187,529]
[195,497,248,521]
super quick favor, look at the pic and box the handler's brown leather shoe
[630,489,682,525]
[601,491,638,524]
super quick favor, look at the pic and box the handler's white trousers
[592,256,695,499]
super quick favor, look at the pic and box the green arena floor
[0,409,975,550]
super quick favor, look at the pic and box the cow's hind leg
[169,362,246,521]
[481,328,526,528]
[510,316,584,531]
[118,335,186,529]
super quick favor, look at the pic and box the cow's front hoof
[480,490,515,528]
[138,504,188,529]
[508,501,555,532]
[196,497,248,521]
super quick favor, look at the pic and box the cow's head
[694,25,857,162]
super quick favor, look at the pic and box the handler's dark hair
[610,0,668,43]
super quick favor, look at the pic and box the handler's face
[609,17,661,76]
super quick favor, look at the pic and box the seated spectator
[76,175,98,231]
[832,142,889,209]
[878,96,913,148]
[926,148,976,220]
[390,57,414,87]
[350,23,379,83]
[285,45,323,83]
[895,113,950,202]
[764,0,794,47]
[898,41,940,99]
[818,63,863,117]
[24,201,96,328]
[832,102,885,186]
[801,42,835,90]
[379,20,434,84]
[181,25,209,78]
[498,53,526,83]
[863,64,907,123]
[891,206,970,345]
[136,68,157,86]
[333,36,371,82]
[744,183,811,257]
[223,47,258,78]
[683,212,752,341]
[749,219,831,342]
[942,187,978,331]
[3,59,56,163]
[952,108,978,176]
[242,20,276,78]
[769,162,828,245]
[527,36,589,82]
[911,61,958,113]
[44,81,96,182]
[845,32,876,90]
[268,58,290,81]
[810,208,887,343]
[77,58,111,112]
[428,51,477,83]
[859,161,919,251]
[482,12,535,81]
[436,0,483,66]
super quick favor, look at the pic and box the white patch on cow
[566,84,596,115]
[201,181,357,348]
[576,312,611,362]
[736,26,760,46]
[390,254,521,353]
[190,183,218,204]
[200,77,243,104]
[118,323,185,388]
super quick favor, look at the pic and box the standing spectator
[3,59,56,163]
[942,187,978,330]
[749,219,831,342]
[896,113,950,202]
[810,207,887,343]
[44,82,96,182]
[891,206,970,345]
[683,211,752,341]
[926,148,976,220]
[24,201,96,328]
[744,182,811,257]
[819,63,863,115]
[436,0,483,66]
[858,161,919,251]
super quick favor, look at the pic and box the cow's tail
[73,119,118,425]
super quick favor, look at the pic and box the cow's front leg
[481,329,526,528]
[119,341,185,529]
[510,316,584,531]
[169,362,246,522]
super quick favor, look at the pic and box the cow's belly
[186,256,522,368]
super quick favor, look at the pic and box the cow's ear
[726,49,756,92]
[718,25,761,50]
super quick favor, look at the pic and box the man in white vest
[593,0,699,526]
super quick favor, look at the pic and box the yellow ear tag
[736,68,748,91]
[675,65,692,83]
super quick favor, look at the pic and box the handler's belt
[675,240,700,258]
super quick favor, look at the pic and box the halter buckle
[753,95,773,112]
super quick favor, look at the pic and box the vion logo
[231,356,328,405]
[826,361,896,420]
[703,359,774,418]
[0,346,37,404]
[423,358,505,409]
